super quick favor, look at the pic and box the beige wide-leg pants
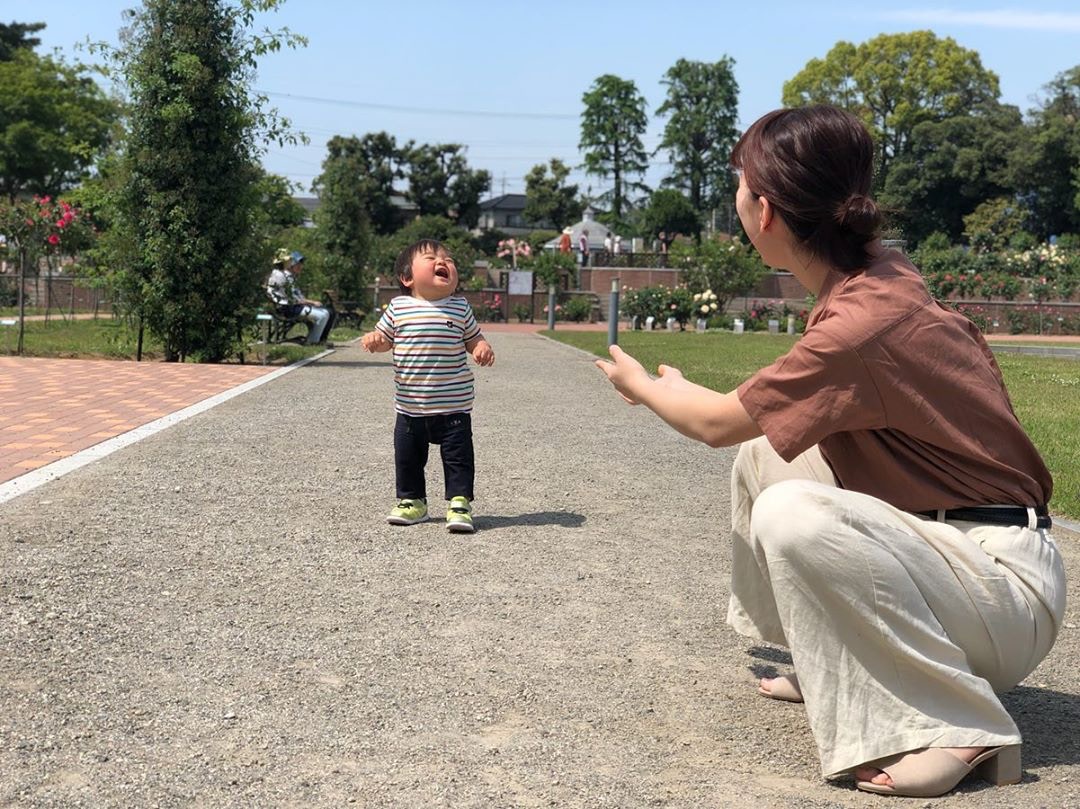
[727,436,1067,777]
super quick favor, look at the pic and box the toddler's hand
[362,331,390,353]
[472,341,495,367]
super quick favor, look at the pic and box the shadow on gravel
[740,649,1080,770]
[1005,684,1080,767]
[475,510,586,529]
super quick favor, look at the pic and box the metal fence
[0,274,113,317]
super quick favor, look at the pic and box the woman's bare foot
[757,673,803,702]
[854,747,986,786]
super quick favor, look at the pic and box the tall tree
[108,0,304,362]
[0,36,117,201]
[406,143,490,227]
[782,31,1000,186]
[1011,66,1080,239]
[656,57,740,216]
[0,21,45,60]
[255,170,306,231]
[523,158,582,229]
[313,132,408,236]
[880,102,1023,245]
[641,189,700,246]
[579,74,649,218]
[313,138,374,301]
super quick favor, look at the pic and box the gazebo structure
[543,206,608,257]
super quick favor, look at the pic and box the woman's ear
[759,196,774,232]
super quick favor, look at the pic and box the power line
[259,90,579,121]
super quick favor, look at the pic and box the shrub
[665,286,695,328]
[741,299,784,331]
[530,249,577,288]
[561,295,594,322]
[525,230,560,255]
[672,235,767,312]
[954,303,993,333]
[512,302,531,322]
[620,285,669,324]
[476,293,503,322]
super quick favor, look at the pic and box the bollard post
[608,279,619,346]
[372,276,380,315]
[0,318,15,356]
[787,314,795,335]
[547,284,557,330]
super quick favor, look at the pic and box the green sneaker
[387,498,428,525]
[446,496,475,533]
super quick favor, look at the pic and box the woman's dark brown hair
[731,105,882,273]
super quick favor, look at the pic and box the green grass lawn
[1,316,361,364]
[548,330,1080,522]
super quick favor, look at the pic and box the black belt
[916,504,1051,530]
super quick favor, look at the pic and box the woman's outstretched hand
[595,345,655,405]
[655,363,692,392]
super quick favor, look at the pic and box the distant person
[579,229,589,268]
[595,104,1064,798]
[603,231,613,261]
[558,227,572,254]
[266,249,331,345]
[613,234,622,256]
[361,239,495,533]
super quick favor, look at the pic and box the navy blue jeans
[394,412,474,501]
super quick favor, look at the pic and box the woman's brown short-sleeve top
[737,248,1052,512]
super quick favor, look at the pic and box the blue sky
[28,1,1080,200]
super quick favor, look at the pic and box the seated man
[266,249,331,345]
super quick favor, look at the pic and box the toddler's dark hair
[394,239,449,295]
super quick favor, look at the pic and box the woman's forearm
[633,379,761,448]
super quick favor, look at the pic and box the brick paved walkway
[0,357,272,484]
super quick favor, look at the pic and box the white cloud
[878,8,1080,32]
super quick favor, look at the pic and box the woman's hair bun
[836,193,881,236]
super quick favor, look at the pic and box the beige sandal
[856,744,1021,797]
[757,673,803,703]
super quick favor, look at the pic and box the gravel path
[2,332,1078,808]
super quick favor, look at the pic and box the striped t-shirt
[375,295,484,416]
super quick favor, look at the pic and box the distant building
[474,194,560,235]
[475,193,529,234]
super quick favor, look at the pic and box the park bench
[257,307,309,344]
[322,289,364,329]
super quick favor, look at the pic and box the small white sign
[508,270,533,295]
